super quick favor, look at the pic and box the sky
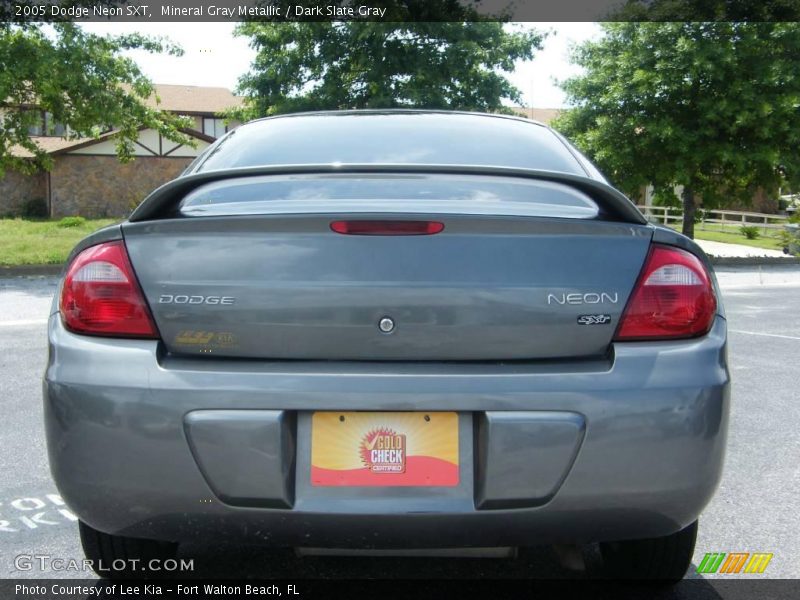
[80,22,602,108]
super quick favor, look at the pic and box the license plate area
[311,412,459,487]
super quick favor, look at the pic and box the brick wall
[0,168,47,216]
[50,154,192,218]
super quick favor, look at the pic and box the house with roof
[1,84,245,218]
[509,107,561,125]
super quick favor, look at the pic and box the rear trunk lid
[122,172,652,360]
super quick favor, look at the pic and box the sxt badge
[577,314,612,325]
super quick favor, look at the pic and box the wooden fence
[636,205,790,236]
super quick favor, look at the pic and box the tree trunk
[682,186,696,239]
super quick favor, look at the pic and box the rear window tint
[193,113,586,176]
[179,173,599,219]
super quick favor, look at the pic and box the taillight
[614,244,717,341]
[60,241,158,338]
[330,220,444,235]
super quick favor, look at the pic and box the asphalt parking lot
[0,266,797,593]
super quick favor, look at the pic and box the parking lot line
[0,319,48,327]
[728,329,800,341]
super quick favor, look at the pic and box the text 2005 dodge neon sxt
[44,111,729,580]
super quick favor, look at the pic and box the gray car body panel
[44,110,729,549]
[122,214,653,361]
[44,314,729,546]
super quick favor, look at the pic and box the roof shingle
[144,84,245,114]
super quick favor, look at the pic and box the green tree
[553,22,800,238]
[0,21,192,175]
[234,20,543,118]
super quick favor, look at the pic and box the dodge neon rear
[44,111,729,582]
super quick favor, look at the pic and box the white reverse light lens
[72,261,129,283]
[643,264,702,286]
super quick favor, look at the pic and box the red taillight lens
[60,241,158,338]
[614,244,717,341]
[330,220,445,235]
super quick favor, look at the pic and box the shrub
[780,228,800,256]
[21,197,48,218]
[739,225,760,239]
[57,216,86,228]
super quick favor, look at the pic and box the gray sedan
[43,110,728,581]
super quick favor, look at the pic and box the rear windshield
[192,113,586,175]
[179,173,599,219]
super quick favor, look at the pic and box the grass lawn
[0,218,117,266]
[664,223,787,251]
[692,229,785,251]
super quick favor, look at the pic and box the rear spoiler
[128,164,647,225]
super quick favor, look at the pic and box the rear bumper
[44,315,730,547]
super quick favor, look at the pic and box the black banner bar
[2,579,800,600]
[4,0,800,23]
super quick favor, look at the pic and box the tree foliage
[553,22,800,238]
[0,21,192,175]
[234,19,543,118]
